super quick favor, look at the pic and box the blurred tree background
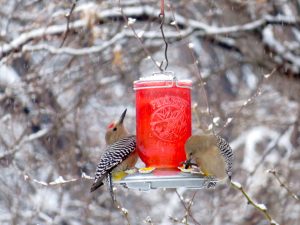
[0,0,299,224]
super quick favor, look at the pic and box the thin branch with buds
[250,124,292,176]
[0,128,50,160]
[230,180,278,225]
[175,190,202,225]
[118,0,162,72]
[60,0,79,47]
[268,169,299,201]
[167,2,214,132]
[218,67,277,134]
[114,200,131,225]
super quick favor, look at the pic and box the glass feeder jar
[133,72,192,168]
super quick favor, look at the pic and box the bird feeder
[113,72,217,190]
[134,72,192,168]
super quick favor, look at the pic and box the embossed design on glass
[150,96,189,142]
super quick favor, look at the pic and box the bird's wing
[90,135,136,192]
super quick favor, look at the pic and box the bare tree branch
[60,0,79,47]
[268,169,299,201]
[0,128,49,160]
[0,20,86,58]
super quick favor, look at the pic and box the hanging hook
[159,0,169,71]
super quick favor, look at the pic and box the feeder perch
[113,168,218,191]
[113,72,216,190]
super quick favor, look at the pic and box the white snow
[270,220,279,225]
[256,203,267,211]
[127,17,136,25]
[188,42,194,49]
[231,181,242,189]
[49,176,66,185]
[242,65,258,90]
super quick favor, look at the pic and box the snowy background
[0,0,299,225]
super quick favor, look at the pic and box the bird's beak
[184,157,192,169]
[117,108,127,125]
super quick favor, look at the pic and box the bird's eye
[113,127,117,131]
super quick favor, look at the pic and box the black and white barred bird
[184,134,233,180]
[90,109,138,199]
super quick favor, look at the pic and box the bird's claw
[205,175,217,189]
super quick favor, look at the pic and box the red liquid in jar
[134,80,192,168]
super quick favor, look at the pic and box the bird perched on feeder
[90,109,138,199]
[184,134,233,181]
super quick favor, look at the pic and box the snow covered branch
[20,29,191,56]
[0,20,86,58]
[1,5,299,59]
[263,25,300,73]
[98,6,300,35]
[24,172,93,187]
[231,180,278,225]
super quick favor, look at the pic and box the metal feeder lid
[113,168,219,191]
[133,71,192,90]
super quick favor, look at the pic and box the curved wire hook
[159,12,169,71]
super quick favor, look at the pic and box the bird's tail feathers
[90,180,104,192]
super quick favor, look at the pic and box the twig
[60,0,79,47]
[168,2,213,132]
[0,19,86,58]
[218,67,277,134]
[175,190,202,225]
[23,171,93,187]
[23,32,125,55]
[0,128,49,160]
[118,0,162,72]
[114,200,131,225]
[250,124,292,175]
[230,180,278,225]
[268,169,299,201]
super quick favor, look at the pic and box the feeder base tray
[113,168,219,191]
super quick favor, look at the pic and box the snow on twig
[21,29,191,56]
[0,20,86,58]
[263,25,300,72]
[230,180,278,225]
[99,6,299,35]
[24,173,93,187]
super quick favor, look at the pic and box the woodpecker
[90,109,138,196]
[184,134,233,180]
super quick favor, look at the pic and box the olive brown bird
[184,134,233,180]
